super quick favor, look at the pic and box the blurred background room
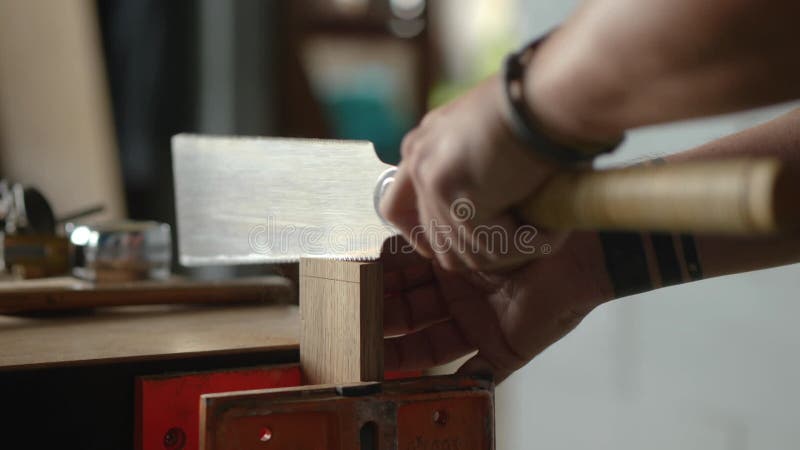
[0,1,799,449]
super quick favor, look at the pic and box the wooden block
[299,258,383,384]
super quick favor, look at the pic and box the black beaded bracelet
[502,33,624,164]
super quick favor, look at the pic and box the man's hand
[379,75,563,271]
[382,234,613,382]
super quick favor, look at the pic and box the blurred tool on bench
[0,180,292,313]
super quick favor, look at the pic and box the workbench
[0,259,492,450]
[0,303,300,449]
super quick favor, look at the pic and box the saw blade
[172,134,396,266]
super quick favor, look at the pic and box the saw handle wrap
[518,158,800,234]
[377,158,800,234]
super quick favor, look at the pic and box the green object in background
[428,35,515,110]
[317,66,412,165]
[324,95,408,165]
[317,31,514,165]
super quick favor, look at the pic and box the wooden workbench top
[0,303,299,371]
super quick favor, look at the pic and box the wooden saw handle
[518,158,800,234]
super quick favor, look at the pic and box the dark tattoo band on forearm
[644,157,702,282]
[600,231,704,300]
[598,158,703,297]
[651,233,682,287]
[679,234,703,281]
[598,231,652,298]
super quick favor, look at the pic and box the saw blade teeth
[329,255,380,262]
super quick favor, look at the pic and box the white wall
[496,2,800,449]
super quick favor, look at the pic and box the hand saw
[172,134,799,266]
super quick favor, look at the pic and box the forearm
[598,110,800,298]
[667,108,800,165]
[667,108,800,278]
[528,0,800,143]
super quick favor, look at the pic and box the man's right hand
[379,75,566,272]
